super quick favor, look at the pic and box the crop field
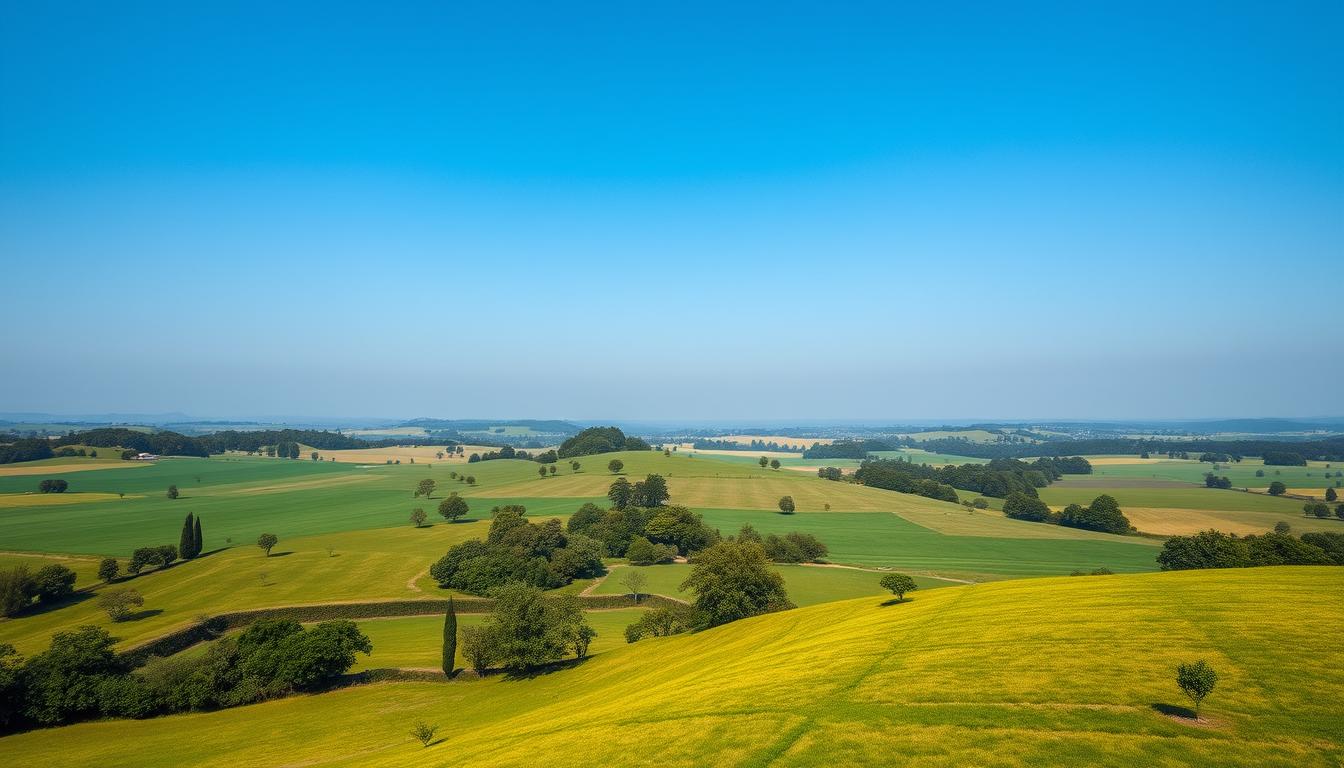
[593,562,954,604]
[4,567,1338,767]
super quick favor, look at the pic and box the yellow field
[3,567,1338,767]
[0,492,138,508]
[1118,507,1274,536]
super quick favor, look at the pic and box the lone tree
[770,459,781,470]
[1268,481,1287,496]
[570,460,581,472]
[620,569,648,602]
[1176,659,1217,718]
[438,494,469,522]
[549,465,557,475]
[777,495,795,514]
[416,479,437,499]
[410,721,440,748]
[411,508,427,527]
[442,597,457,676]
[1328,487,1339,502]
[879,573,918,601]
[98,588,144,621]
[538,466,547,478]
[608,459,624,474]
[465,475,476,486]
[759,456,769,469]
[179,513,197,559]
[166,485,180,500]
[97,557,119,583]
[257,533,279,557]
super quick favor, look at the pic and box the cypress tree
[442,597,457,676]
[192,516,203,558]
[179,513,195,559]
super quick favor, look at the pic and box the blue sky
[1,1,1340,420]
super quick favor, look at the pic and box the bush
[625,536,677,565]
[971,498,989,509]
[624,604,697,643]
[762,532,828,563]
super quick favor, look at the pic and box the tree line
[1157,528,1344,570]
[842,456,1092,504]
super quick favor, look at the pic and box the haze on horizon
[2,2,1341,421]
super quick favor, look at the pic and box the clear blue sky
[1,1,1340,421]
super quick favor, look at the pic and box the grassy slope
[593,563,953,603]
[5,567,1338,767]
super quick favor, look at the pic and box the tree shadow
[879,597,909,607]
[501,656,591,681]
[120,608,164,622]
[265,551,295,557]
[20,590,96,617]
[1150,702,1197,720]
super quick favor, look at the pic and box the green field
[593,562,952,604]
[4,567,1337,767]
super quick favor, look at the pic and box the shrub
[625,536,677,565]
[624,603,697,643]
[410,721,440,747]
[762,532,828,563]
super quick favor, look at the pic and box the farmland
[3,567,1338,767]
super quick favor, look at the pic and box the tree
[1268,481,1287,496]
[632,474,671,507]
[98,588,144,621]
[624,604,697,642]
[97,558,120,583]
[193,515,203,557]
[411,508,428,527]
[416,479,437,499]
[32,564,76,602]
[1002,492,1052,522]
[620,569,648,602]
[179,513,196,559]
[465,476,476,486]
[608,459,624,474]
[777,495,795,514]
[1328,487,1338,502]
[626,536,677,565]
[549,465,557,476]
[1307,502,1331,519]
[570,460,581,472]
[879,573,917,601]
[442,597,457,676]
[538,466,547,478]
[311,452,319,461]
[438,493,469,522]
[770,459,781,470]
[607,477,634,510]
[410,721,440,748]
[759,456,769,469]
[1157,530,1251,570]
[257,533,278,557]
[0,567,35,617]
[1176,660,1217,717]
[645,506,717,555]
[1274,521,1291,535]
[679,540,793,628]
[573,624,597,659]
[166,485,180,500]
[483,583,589,670]
[37,478,68,493]
[460,625,496,676]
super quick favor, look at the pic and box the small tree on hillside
[549,465,557,475]
[193,516,203,556]
[166,485,179,500]
[608,459,624,474]
[438,494,469,522]
[1176,660,1217,718]
[570,460,581,472]
[465,475,476,486]
[574,624,597,659]
[758,456,769,469]
[179,513,197,559]
[620,569,648,602]
[410,721,439,748]
[416,479,437,499]
[460,625,496,677]
[97,558,120,583]
[770,459,781,470]
[98,588,144,622]
[411,508,427,527]
[538,466,547,479]
[879,573,917,601]
[1268,481,1286,496]
[257,533,278,557]
[778,495,795,514]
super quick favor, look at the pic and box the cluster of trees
[37,478,68,493]
[557,426,651,458]
[429,508,605,594]
[0,437,55,464]
[1303,501,1344,519]
[455,583,595,674]
[607,474,670,509]
[735,524,827,563]
[1204,473,1234,489]
[468,445,541,462]
[850,456,1090,503]
[53,428,209,458]
[1262,451,1307,466]
[1157,529,1344,570]
[129,545,179,574]
[0,564,77,617]
[179,514,204,559]
[802,440,893,460]
[1003,493,1131,534]
[692,438,796,452]
[567,502,717,557]
[267,442,302,459]
[0,619,371,731]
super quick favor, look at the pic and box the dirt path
[581,563,625,596]
[406,566,428,593]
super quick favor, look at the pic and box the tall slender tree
[442,597,458,676]
[192,515,203,558]
[179,513,196,559]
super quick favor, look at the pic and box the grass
[3,567,1338,767]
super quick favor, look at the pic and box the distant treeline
[843,456,1092,504]
[402,418,580,435]
[802,440,894,459]
[0,436,55,464]
[888,436,1344,463]
[36,427,459,461]
[693,439,797,452]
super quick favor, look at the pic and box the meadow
[3,567,1337,767]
